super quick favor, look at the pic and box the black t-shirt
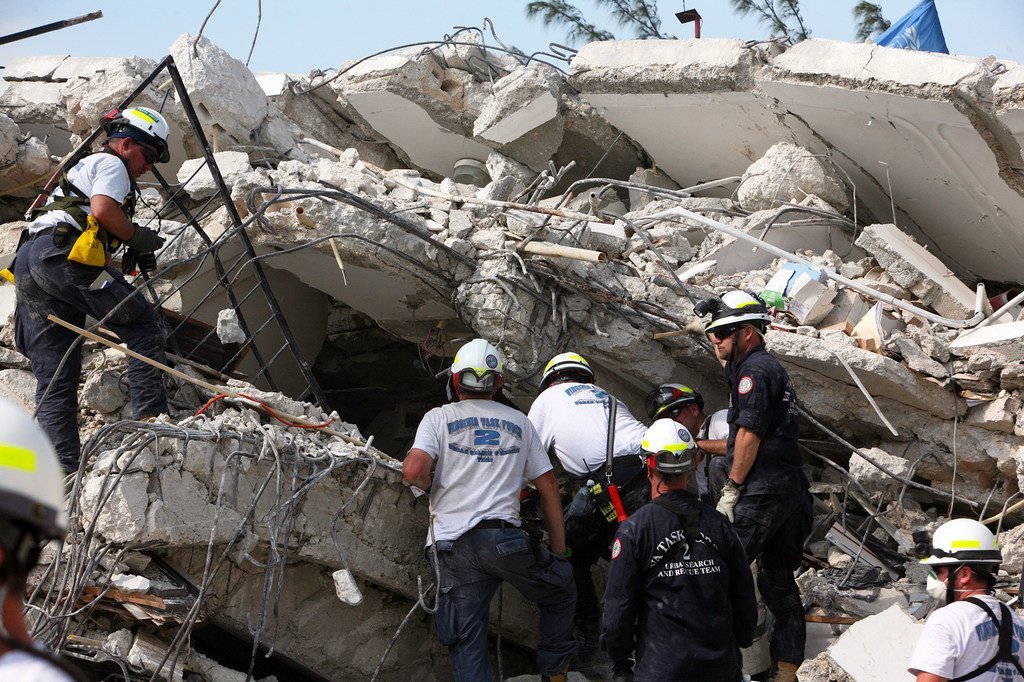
[725,346,804,494]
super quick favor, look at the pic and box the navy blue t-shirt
[725,346,804,494]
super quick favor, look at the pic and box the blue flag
[875,0,948,53]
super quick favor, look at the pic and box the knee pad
[758,565,802,614]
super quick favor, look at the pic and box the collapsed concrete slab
[3,26,1023,681]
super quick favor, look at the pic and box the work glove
[125,224,165,254]
[716,479,744,522]
[136,251,157,273]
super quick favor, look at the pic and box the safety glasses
[709,325,740,342]
[135,140,160,164]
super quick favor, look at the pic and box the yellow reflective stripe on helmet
[734,300,758,308]
[642,441,689,453]
[0,443,36,472]
[951,539,982,549]
[544,353,588,373]
[131,108,157,124]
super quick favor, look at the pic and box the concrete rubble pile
[1,26,1023,681]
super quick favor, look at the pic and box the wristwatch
[725,478,745,491]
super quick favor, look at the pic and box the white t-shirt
[412,399,552,545]
[696,409,730,497]
[908,594,1024,681]
[527,382,646,478]
[30,153,131,234]
[0,649,75,681]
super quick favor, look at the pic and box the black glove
[125,224,165,253]
[136,251,157,273]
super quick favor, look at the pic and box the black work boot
[574,620,612,676]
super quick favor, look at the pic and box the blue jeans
[430,525,577,680]
[14,234,168,470]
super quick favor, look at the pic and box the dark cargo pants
[732,487,813,666]
[430,525,577,681]
[14,234,168,471]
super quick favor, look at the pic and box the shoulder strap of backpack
[950,598,1020,682]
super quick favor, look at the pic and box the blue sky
[1,1,1020,75]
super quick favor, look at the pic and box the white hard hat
[0,397,67,539]
[640,418,698,476]
[450,339,503,394]
[920,518,1002,567]
[540,352,594,390]
[696,290,772,334]
[103,106,171,163]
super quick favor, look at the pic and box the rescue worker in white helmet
[527,352,649,673]
[0,396,81,680]
[603,419,756,681]
[908,518,1023,681]
[646,383,771,679]
[694,290,813,682]
[403,339,576,681]
[15,106,172,471]
[644,384,728,504]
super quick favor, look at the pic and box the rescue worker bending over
[15,107,171,471]
[909,518,1024,681]
[0,396,82,681]
[603,418,756,681]
[645,384,728,504]
[527,352,648,669]
[403,339,576,681]
[696,290,813,682]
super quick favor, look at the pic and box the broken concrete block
[169,34,269,144]
[797,652,854,682]
[1002,362,1024,391]
[965,395,1021,434]
[737,142,848,213]
[176,151,253,199]
[332,568,363,605]
[110,573,152,592]
[216,308,247,344]
[627,167,680,210]
[81,370,129,415]
[828,604,924,681]
[888,336,948,379]
[472,64,563,171]
[80,472,149,544]
[856,223,979,320]
[817,289,872,331]
[0,368,37,412]
[0,114,19,168]
[849,447,913,495]
[950,321,1024,363]
[3,55,70,81]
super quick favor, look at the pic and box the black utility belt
[473,518,519,530]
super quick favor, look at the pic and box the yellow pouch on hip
[67,215,106,267]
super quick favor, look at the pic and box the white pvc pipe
[521,241,606,263]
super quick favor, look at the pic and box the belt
[473,519,518,530]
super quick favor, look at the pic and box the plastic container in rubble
[761,263,837,326]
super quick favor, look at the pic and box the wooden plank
[82,586,166,609]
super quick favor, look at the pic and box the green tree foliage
[524,0,671,45]
[852,1,890,42]
[596,0,672,39]
[525,1,616,43]
[729,0,811,43]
